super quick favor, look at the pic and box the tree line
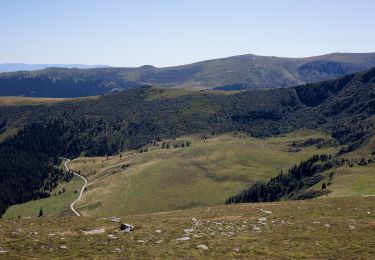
[226,154,341,204]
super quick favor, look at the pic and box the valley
[1,67,375,219]
[5,129,374,220]
[4,130,336,217]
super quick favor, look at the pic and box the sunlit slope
[0,95,97,106]
[68,130,337,216]
[313,135,375,199]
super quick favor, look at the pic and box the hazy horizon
[1,0,375,67]
[2,51,375,69]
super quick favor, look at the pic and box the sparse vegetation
[0,197,374,259]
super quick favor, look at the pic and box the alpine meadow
[0,1,375,259]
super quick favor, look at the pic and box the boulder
[120,223,133,232]
[196,244,209,250]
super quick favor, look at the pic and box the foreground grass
[0,197,374,259]
[66,129,337,217]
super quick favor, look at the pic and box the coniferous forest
[225,154,342,204]
[0,123,68,216]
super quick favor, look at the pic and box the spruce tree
[38,207,43,217]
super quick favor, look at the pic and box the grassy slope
[3,176,84,218]
[327,165,375,197]
[311,135,375,198]
[146,88,239,100]
[67,129,337,217]
[0,96,98,106]
[0,197,374,259]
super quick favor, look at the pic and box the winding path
[64,159,88,217]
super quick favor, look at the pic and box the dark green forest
[0,123,68,216]
[226,154,342,204]
[0,67,374,215]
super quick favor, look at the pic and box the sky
[0,0,374,67]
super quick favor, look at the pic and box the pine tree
[38,207,43,217]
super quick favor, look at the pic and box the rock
[59,245,67,249]
[324,224,330,227]
[184,228,194,233]
[155,240,163,244]
[83,228,105,235]
[196,244,209,250]
[258,217,267,225]
[108,234,117,239]
[110,217,121,223]
[155,229,162,233]
[137,240,146,243]
[176,236,190,241]
[260,209,272,214]
[233,248,240,252]
[120,223,133,232]
[252,226,261,232]
[349,225,356,230]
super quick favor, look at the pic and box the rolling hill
[1,52,375,97]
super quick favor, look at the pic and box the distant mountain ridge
[0,52,375,97]
[0,63,111,72]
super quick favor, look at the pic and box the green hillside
[1,67,375,217]
[67,130,337,216]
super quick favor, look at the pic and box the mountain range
[1,52,375,97]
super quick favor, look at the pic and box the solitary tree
[321,182,327,189]
[38,207,43,217]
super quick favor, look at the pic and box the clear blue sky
[0,0,374,67]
